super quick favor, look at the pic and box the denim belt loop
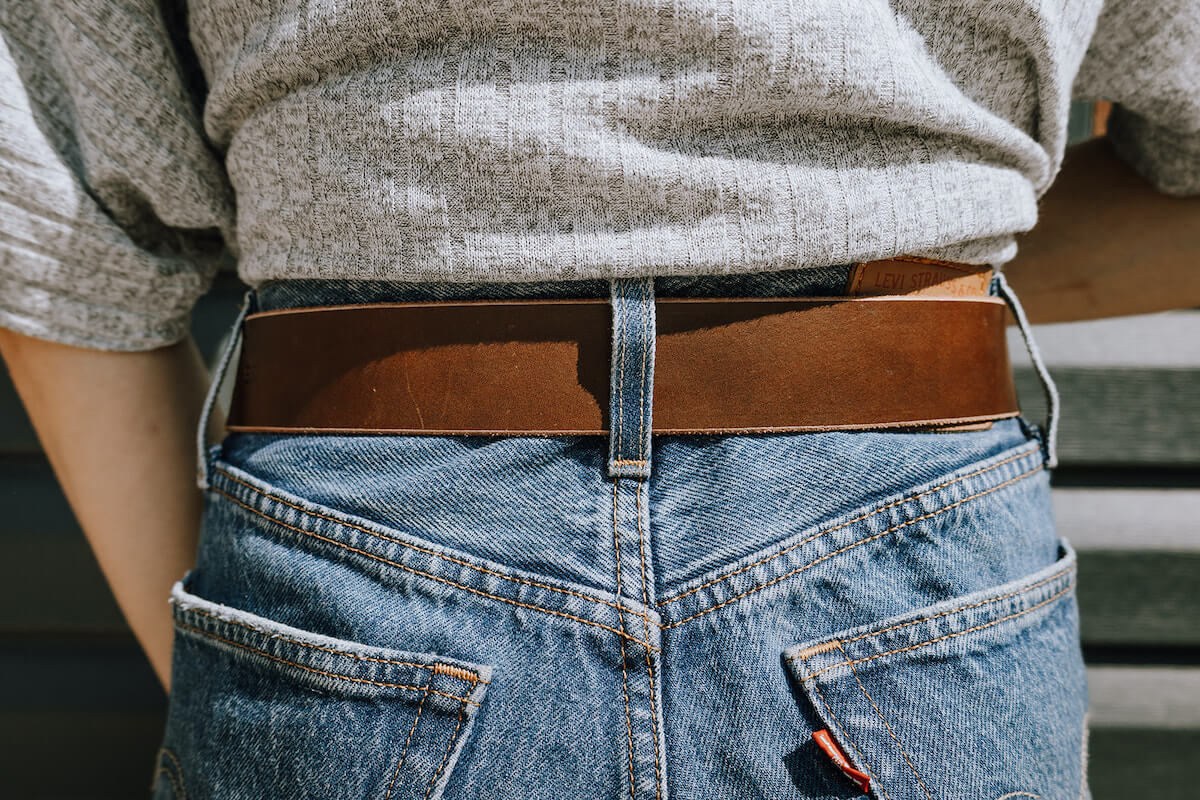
[993,270,1060,469]
[196,288,255,490]
[607,277,656,480]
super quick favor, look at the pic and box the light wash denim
[153,267,1089,800]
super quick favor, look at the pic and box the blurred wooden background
[1,102,1197,797]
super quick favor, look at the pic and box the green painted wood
[1055,490,1200,646]
[1053,489,1200,550]
[1087,729,1200,800]
[1076,551,1200,646]
[1007,310,1200,369]
[1087,667,1200,729]
[0,639,163,712]
[1015,367,1200,466]
[0,533,125,634]
[0,711,166,799]
[0,456,79,537]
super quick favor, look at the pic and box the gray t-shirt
[1,0,1197,350]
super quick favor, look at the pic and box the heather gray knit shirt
[1,0,1198,350]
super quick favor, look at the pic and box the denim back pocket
[782,539,1086,800]
[152,574,492,800]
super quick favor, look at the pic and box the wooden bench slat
[1015,367,1200,465]
[1087,667,1200,728]
[1008,310,1200,368]
[1054,489,1200,550]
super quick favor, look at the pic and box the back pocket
[153,572,492,800]
[782,539,1086,800]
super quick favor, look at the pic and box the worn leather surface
[226,295,1019,435]
[844,257,994,298]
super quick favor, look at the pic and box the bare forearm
[0,330,221,692]
[1003,136,1200,323]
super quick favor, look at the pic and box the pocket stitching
[792,575,1076,683]
[206,482,660,652]
[839,642,934,800]
[152,746,187,800]
[665,461,1045,630]
[804,673,895,800]
[179,603,491,682]
[213,465,658,629]
[383,677,433,800]
[174,617,482,706]
[835,562,1075,648]
[422,681,478,800]
[656,446,1038,609]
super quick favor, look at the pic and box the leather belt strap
[225,295,1019,435]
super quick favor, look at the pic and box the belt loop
[993,270,1059,469]
[196,288,254,490]
[607,277,656,480]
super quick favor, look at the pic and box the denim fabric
[154,270,1089,800]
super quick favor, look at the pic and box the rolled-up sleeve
[0,1,234,351]
[1073,0,1200,196]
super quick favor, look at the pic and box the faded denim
[153,267,1089,800]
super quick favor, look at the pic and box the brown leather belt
[226,292,1019,436]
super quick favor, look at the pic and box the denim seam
[174,617,483,705]
[207,484,661,652]
[834,563,1075,647]
[178,604,489,681]
[422,678,476,800]
[656,447,1038,608]
[152,747,187,800]
[805,675,894,800]
[794,578,1076,682]
[613,479,637,800]
[838,642,934,800]
[383,673,432,800]
[636,484,664,800]
[211,467,659,629]
[662,462,1045,629]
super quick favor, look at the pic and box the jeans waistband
[195,267,1059,488]
[250,264,858,311]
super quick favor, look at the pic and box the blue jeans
[153,268,1088,800]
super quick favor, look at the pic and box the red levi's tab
[812,729,872,794]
